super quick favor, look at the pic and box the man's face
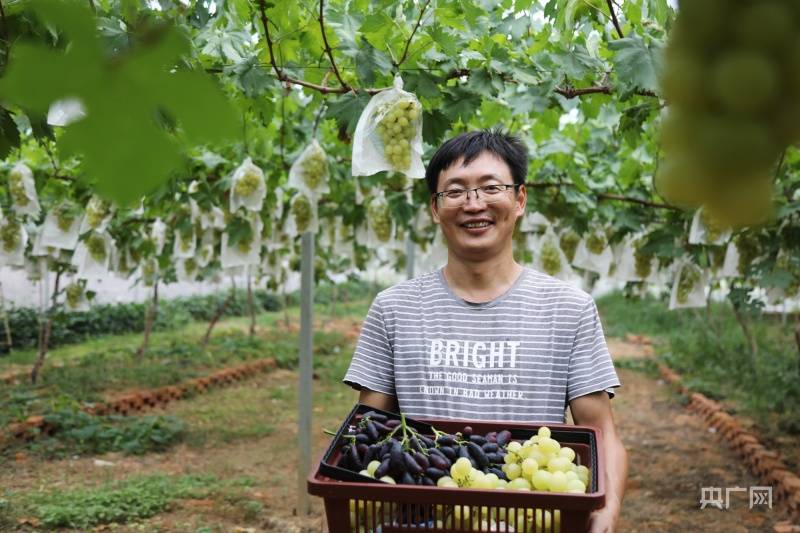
[430,151,526,262]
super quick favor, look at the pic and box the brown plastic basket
[308,404,605,533]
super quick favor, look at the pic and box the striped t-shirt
[343,267,621,423]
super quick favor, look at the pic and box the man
[343,130,627,532]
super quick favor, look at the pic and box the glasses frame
[432,183,521,209]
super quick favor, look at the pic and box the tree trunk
[0,281,12,354]
[282,288,290,329]
[30,271,62,384]
[203,280,235,347]
[794,313,800,365]
[136,281,159,358]
[247,272,256,337]
[732,301,759,366]
[329,283,338,319]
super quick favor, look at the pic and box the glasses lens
[439,186,513,208]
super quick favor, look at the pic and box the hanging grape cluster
[558,230,580,263]
[367,200,392,242]
[700,209,727,242]
[0,219,21,252]
[735,232,761,274]
[658,0,800,226]
[585,232,606,255]
[8,169,29,207]
[292,194,313,233]
[184,257,198,276]
[375,98,420,172]
[539,239,563,276]
[234,168,262,197]
[54,203,77,232]
[65,283,83,308]
[86,233,107,263]
[633,240,654,279]
[85,197,109,229]
[300,144,328,190]
[676,264,701,304]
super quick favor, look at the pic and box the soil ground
[1,334,796,532]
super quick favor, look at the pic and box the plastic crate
[308,404,606,533]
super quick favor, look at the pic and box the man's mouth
[461,220,493,229]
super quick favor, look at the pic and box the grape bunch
[539,239,563,276]
[292,194,313,233]
[53,203,77,232]
[735,232,761,274]
[86,233,107,263]
[142,258,158,286]
[585,232,606,255]
[558,230,580,263]
[85,197,109,229]
[8,169,29,207]
[676,264,701,304]
[184,257,198,276]
[300,144,328,190]
[65,283,83,309]
[699,209,727,243]
[633,240,654,279]
[0,219,21,252]
[375,97,420,172]
[658,0,800,226]
[710,247,727,271]
[367,201,392,242]
[234,168,262,197]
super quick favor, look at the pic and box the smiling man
[343,130,627,532]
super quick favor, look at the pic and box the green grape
[735,233,760,274]
[300,145,328,190]
[86,197,109,229]
[367,201,392,242]
[184,257,198,275]
[179,228,193,252]
[235,168,262,197]
[676,265,701,304]
[86,233,107,263]
[375,98,420,172]
[710,247,726,270]
[660,51,709,111]
[8,170,29,207]
[699,209,727,243]
[558,231,580,263]
[236,234,253,254]
[292,194,313,233]
[585,232,606,255]
[0,220,21,252]
[539,240,562,276]
[712,52,778,115]
[633,240,653,279]
[733,2,794,52]
[65,284,83,308]
[53,204,76,232]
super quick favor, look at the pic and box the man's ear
[515,184,527,218]
[431,194,441,224]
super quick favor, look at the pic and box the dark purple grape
[436,435,457,446]
[489,467,507,480]
[482,442,499,453]
[403,452,423,476]
[372,421,390,434]
[419,435,435,448]
[338,445,352,469]
[385,419,401,429]
[425,467,446,480]
[400,472,416,485]
[486,431,497,443]
[350,444,364,471]
[428,454,449,470]
[356,443,369,460]
[410,436,423,453]
[363,411,388,423]
[413,452,430,470]
[390,441,405,474]
[355,433,371,445]
[365,421,379,442]
[439,446,456,460]
[466,442,489,469]
[457,445,470,459]
[469,435,487,446]
[486,452,504,464]
[496,430,512,446]
[364,444,379,465]
[462,426,473,438]
[421,476,436,486]
[375,457,391,478]
[379,441,391,456]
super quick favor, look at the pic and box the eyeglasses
[433,184,520,208]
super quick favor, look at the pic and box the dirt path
[1,337,794,531]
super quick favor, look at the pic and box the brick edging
[658,364,800,529]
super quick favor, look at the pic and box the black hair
[424,130,528,194]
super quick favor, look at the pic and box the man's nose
[462,190,487,210]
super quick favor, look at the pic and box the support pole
[297,231,314,516]
[405,231,415,280]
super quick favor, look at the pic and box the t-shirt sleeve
[566,297,621,401]
[343,296,396,395]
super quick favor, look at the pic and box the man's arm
[359,388,399,413]
[569,391,628,533]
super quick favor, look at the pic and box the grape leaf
[608,36,664,95]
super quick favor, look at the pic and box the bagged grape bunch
[41,202,82,250]
[558,229,580,263]
[669,261,707,310]
[632,237,659,283]
[366,193,393,244]
[7,162,40,218]
[572,229,613,276]
[141,257,159,287]
[535,228,572,279]
[288,191,318,235]
[64,281,89,312]
[229,157,266,212]
[176,257,200,282]
[221,214,262,268]
[658,0,800,227]
[352,76,424,179]
[74,231,114,280]
[688,207,732,246]
[0,216,27,267]
[81,196,113,232]
[289,139,329,196]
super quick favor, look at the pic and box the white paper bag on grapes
[352,76,424,179]
[0,217,28,267]
[609,236,642,283]
[41,203,82,250]
[196,228,216,267]
[229,157,266,213]
[76,231,115,280]
[64,281,90,312]
[30,227,57,258]
[519,211,551,233]
[572,231,613,276]
[140,257,159,287]
[176,257,200,282]
[172,226,196,259]
[80,196,114,233]
[221,215,262,268]
[113,247,137,279]
[688,207,732,246]
[534,228,574,280]
[669,261,708,310]
[286,191,318,236]
[200,205,225,230]
[288,139,329,197]
[366,192,394,245]
[150,218,167,255]
[720,241,741,278]
[8,162,40,218]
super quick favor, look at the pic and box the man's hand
[358,388,399,413]
[569,391,627,533]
